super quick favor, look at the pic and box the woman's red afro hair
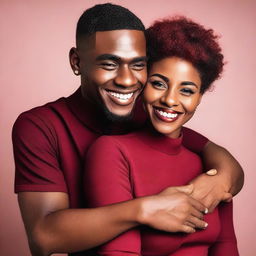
[146,16,224,93]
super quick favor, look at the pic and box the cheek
[143,84,161,104]
[183,97,201,113]
[137,70,147,85]
[90,69,115,86]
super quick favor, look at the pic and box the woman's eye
[150,80,166,89]
[180,88,195,95]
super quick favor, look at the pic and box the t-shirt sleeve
[182,127,209,153]
[209,201,239,256]
[84,136,141,256]
[12,112,67,193]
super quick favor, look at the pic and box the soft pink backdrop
[1,0,255,255]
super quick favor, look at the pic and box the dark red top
[13,88,210,255]
[84,128,238,256]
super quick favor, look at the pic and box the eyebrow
[181,81,198,88]
[96,54,147,63]
[150,73,169,83]
[150,74,198,88]
[131,56,148,63]
[96,54,121,62]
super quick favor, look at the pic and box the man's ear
[69,47,80,75]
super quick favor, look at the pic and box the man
[12,3,243,256]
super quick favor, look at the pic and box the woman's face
[143,57,202,138]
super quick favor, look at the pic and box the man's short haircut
[76,3,145,43]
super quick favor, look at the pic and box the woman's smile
[143,57,202,138]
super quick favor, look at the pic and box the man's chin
[102,106,133,122]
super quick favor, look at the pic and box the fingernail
[204,222,208,228]
[206,169,217,176]
[204,208,208,214]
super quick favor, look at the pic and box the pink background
[1,0,255,255]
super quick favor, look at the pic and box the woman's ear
[69,47,80,75]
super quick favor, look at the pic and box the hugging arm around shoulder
[13,112,141,255]
[209,201,239,256]
[84,136,141,256]
[182,127,244,211]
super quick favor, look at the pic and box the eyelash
[180,88,195,95]
[150,80,166,89]
[132,62,146,70]
[100,62,117,70]
[150,80,196,95]
[99,62,146,71]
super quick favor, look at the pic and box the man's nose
[160,89,179,107]
[114,65,137,88]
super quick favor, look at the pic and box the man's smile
[103,88,141,106]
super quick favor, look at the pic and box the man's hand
[138,185,208,234]
[189,172,233,213]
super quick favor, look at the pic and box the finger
[188,216,208,229]
[206,199,220,213]
[205,169,218,176]
[189,197,208,213]
[181,225,196,234]
[191,207,204,219]
[184,221,195,228]
[174,184,194,195]
[222,192,233,202]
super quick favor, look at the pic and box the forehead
[150,57,201,83]
[82,30,146,59]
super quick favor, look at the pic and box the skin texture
[17,29,244,256]
[144,57,202,138]
[70,30,147,117]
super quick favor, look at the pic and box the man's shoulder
[12,96,69,138]
[18,96,66,120]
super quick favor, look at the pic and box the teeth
[109,91,133,101]
[157,110,178,119]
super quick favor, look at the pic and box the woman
[83,17,239,255]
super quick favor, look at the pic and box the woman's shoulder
[89,130,145,155]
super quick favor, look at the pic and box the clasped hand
[139,184,208,234]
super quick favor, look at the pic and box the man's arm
[208,201,239,256]
[190,141,244,212]
[18,191,141,256]
[18,186,207,256]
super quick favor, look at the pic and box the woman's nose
[160,89,179,107]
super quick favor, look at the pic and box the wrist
[203,171,231,193]
[135,195,159,226]
[214,169,232,192]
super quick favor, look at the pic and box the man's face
[77,30,147,119]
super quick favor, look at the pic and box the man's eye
[132,62,146,70]
[180,88,195,95]
[150,80,166,89]
[100,62,117,70]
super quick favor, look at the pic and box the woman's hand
[137,184,208,234]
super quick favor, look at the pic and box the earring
[74,70,79,75]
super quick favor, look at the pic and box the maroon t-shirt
[12,87,209,253]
